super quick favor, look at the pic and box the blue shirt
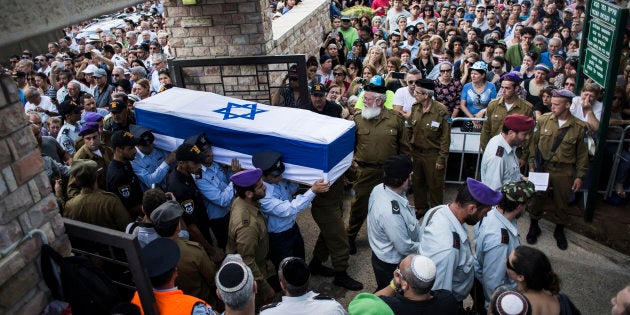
[259,180,315,233]
[195,163,234,220]
[130,147,171,192]
[473,208,520,307]
[461,82,497,115]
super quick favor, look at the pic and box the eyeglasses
[440,69,452,73]
[506,259,517,272]
[333,72,345,76]
[112,74,120,77]
[492,65,502,69]
[476,9,485,12]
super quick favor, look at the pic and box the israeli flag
[134,88,355,184]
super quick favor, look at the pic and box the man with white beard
[347,75,410,255]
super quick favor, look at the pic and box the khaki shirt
[528,113,589,178]
[68,144,114,199]
[407,100,451,165]
[175,237,216,303]
[354,109,410,165]
[480,97,534,152]
[226,197,272,293]
[63,188,130,231]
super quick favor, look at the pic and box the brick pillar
[0,75,70,314]
[164,0,272,58]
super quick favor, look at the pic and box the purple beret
[504,114,534,132]
[78,122,99,136]
[83,111,103,123]
[466,178,503,206]
[230,168,263,187]
[500,72,522,85]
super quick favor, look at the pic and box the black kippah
[282,259,309,287]
[218,263,246,292]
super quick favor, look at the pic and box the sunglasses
[440,69,452,73]
[506,259,517,272]
[333,72,345,76]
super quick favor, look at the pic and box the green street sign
[584,48,608,87]
[588,20,614,55]
[591,0,620,24]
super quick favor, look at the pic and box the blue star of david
[213,102,268,120]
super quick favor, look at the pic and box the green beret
[70,159,98,183]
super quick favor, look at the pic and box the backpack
[40,244,121,315]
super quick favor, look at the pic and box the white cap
[82,64,99,74]
[495,291,529,315]
[411,255,436,282]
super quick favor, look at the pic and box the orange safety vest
[131,289,210,315]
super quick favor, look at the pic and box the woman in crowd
[348,64,376,96]
[523,64,549,106]
[364,46,387,76]
[132,78,152,100]
[454,52,480,83]
[306,56,319,87]
[413,41,438,78]
[384,56,404,91]
[508,246,580,315]
[534,85,555,120]
[34,72,57,101]
[448,35,466,62]
[430,35,446,62]
[372,16,386,39]
[359,14,372,30]
[320,33,345,68]
[347,39,367,64]
[395,15,408,36]
[399,48,414,70]
[513,51,538,81]
[331,65,351,97]
[434,61,462,118]
[460,61,497,130]
[157,69,172,92]
[566,39,580,58]
[560,26,572,46]
[345,58,362,83]
[489,56,506,88]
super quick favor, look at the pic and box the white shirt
[570,96,602,122]
[480,134,522,190]
[393,86,417,114]
[24,95,57,123]
[260,291,347,315]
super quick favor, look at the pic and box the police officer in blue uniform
[129,125,175,192]
[106,130,143,218]
[252,151,329,270]
[57,99,83,156]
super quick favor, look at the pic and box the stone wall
[268,0,330,58]
[0,75,70,314]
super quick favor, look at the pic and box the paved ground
[293,184,630,314]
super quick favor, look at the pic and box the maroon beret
[504,114,534,132]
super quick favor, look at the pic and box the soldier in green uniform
[151,200,217,305]
[407,79,451,218]
[347,76,410,255]
[66,122,114,200]
[226,168,275,310]
[527,89,589,250]
[480,72,534,165]
[63,159,130,231]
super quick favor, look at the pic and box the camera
[358,78,367,84]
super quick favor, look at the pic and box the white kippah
[411,255,436,282]
[496,291,528,315]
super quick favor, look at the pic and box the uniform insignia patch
[391,200,400,214]
[242,219,249,226]
[181,199,194,214]
[496,146,504,157]
[452,232,460,249]
[62,129,70,135]
[118,185,131,198]
[314,295,335,300]
[501,228,509,244]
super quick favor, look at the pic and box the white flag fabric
[134,88,355,184]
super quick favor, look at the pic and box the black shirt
[165,169,212,242]
[106,160,143,212]
[379,290,458,315]
[306,100,342,118]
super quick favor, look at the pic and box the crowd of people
[4,0,630,314]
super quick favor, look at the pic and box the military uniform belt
[356,161,383,169]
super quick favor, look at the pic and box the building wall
[0,75,71,314]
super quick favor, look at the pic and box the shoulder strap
[546,126,570,161]
[424,208,439,226]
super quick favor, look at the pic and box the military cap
[501,180,535,203]
[230,168,263,187]
[143,238,180,277]
[311,83,326,95]
[184,133,212,152]
[466,177,503,206]
[175,143,205,163]
[83,111,103,123]
[417,78,435,91]
[111,130,137,148]
[500,72,522,85]
[78,122,99,136]
[405,25,418,35]
[279,257,310,287]
[383,154,413,180]
[70,159,98,183]
[129,125,154,146]
[504,114,534,132]
[58,100,83,116]
[109,98,127,113]
[551,89,575,100]
[150,200,183,230]
[252,151,285,176]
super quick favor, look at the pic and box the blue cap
[466,178,503,206]
[83,111,103,123]
[364,75,387,93]
[231,168,263,187]
[78,122,99,136]
[464,13,475,22]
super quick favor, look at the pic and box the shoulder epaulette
[260,302,279,311]
[391,200,400,214]
[452,232,461,249]
[314,295,335,300]
[501,228,509,244]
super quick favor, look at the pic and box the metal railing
[63,218,157,315]
[603,125,630,198]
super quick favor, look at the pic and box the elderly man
[481,114,534,190]
[528,89,588,250]
[24,87,58,124]
[418,178,503,302]
[347,77,410,256]
[150,53,168,93]
[540,37,562,67]
[215,255,257,314]
[407,79,451,218]
[375,254,458,313]
[63,80,85,103]
[306,83,342,117]
[474,180,535,309]
[226,168,276,309]
[392,69,422,119]
[367,154,419,290]
[93,68,115,109]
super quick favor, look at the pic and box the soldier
[527,89,588,250]
[165,143,224,263]
[151,200,217,304]
[480,72,534,166]
[480,114,534,190]
[347,76,410,255]
[253,151,329,271]
[74,111,104,152]
[106,130,143,218]
[407,78,451,218]
[63,159,130,231]
[418,178,503,303]
[67,122,113,200]
[129,125,175,192]
[102,98,135,146]
[474,180,535,310]
[57,99,84,156]
[226,168,276,310]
